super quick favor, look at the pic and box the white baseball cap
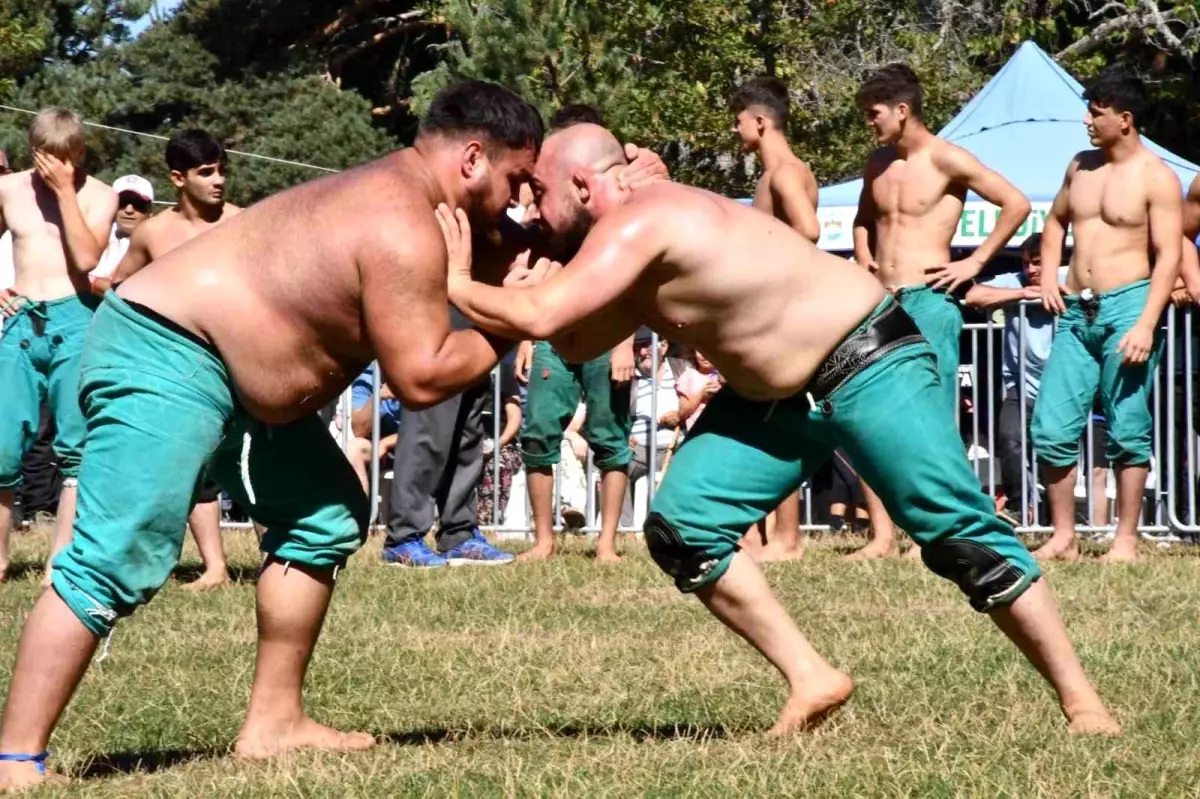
[111,175,154,203]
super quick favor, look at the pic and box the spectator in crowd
[381,306,514,568]
[90,174,153,295]
[621,330,680,526]
[675,348,722,432]
[966,234,1063,517]
[346,364,401,494]
[476,359,523,527]
[109,129,242,591]
[968,235,1113,527]
[0,109,118,585]
[516,103,635,563]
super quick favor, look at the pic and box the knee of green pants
[261,498,368,570]
[520,435,562,468]
[50,538,176,637]
[592,445,632,471]
[643,510,738,594]
[1104,422,1152,466]
[1030,405,1080,468]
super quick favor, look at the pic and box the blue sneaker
[382,539,448,568]
[441,530,516,567]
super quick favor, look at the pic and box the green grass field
[1,528,1199,797]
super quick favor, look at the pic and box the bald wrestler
[850,64,1031,559]
[0,81,542,791]
[1032,70,1182,563]
[438,123,1118,739]
[0,109,118,585]
[111,128,243,592]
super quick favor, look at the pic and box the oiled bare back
[622,183,885,400]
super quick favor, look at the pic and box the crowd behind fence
[219,305,1200,542]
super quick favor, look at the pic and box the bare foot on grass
[235,716,376,760]
[767,670,856,736]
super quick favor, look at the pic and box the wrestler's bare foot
[1033,536,1080,562]
[767,670,855,736]
[758,541,805,563]
[182,569,232,592]
[902,543,922,561]
[0,762,68,793]
[843,539,898,561]
[594,549,623,564]
[1098,543,1139,564]
[1065,706,1121,737]
[234,715,376,760]
[517,544,556,563]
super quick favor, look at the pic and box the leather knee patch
[643,512,721,591]
[921,539,1035,612]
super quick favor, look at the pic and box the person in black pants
[381,308,515,568]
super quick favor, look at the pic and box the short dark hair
[1083,68,1148,128]
[165,129,226,173]
[1021,233,1043,260]
[729,77,790,128]
[420,80,544,154]
[857,64,923,119]
[551,104,605,131]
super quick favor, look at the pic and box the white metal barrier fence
[221,306,1199,542]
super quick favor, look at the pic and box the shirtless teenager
[1031,70,1182,564]
[0,81,541,792]
[438,122,1118,738]
[849,64,1031,560]
[112,129,244,592]
[0,109,118,586]
[728,76,817,562]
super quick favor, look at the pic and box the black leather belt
[803,302,925,403]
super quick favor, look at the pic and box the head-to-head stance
[0,80,543,792]
[440,122,1119,738]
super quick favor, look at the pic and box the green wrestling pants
[647,298,1039,610]
[0,293,98,488]
[520,341,632,471]
[51,292,368,637]
[895,285,963,413]
[1031,279,1161,468]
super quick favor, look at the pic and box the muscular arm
[852,162,879,268]
[363,222,511,410]
[450,203,665,341]
[938,144,1031,264]
[964,284,1032,310]
[550,302,642,364]
[109,222,156,284]
[771,164,820,243]
[60,185,117,275]
[1137,165,1183,329]
[1040,162,1075,286]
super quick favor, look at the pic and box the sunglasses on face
[118,194,151,213]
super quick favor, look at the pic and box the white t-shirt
[631,362,679,449]
[93,224,130,280]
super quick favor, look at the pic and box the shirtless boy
[438,122,1118,739]
[112,128,243,591]
[1032,69,1182,564]
[0,109,117,585]
[0,81,541,791]
[850,64,1031,559]
[729,76,818,561]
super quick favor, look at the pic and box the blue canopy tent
[812,41,1200,252]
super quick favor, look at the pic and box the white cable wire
[0,103,340,173]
